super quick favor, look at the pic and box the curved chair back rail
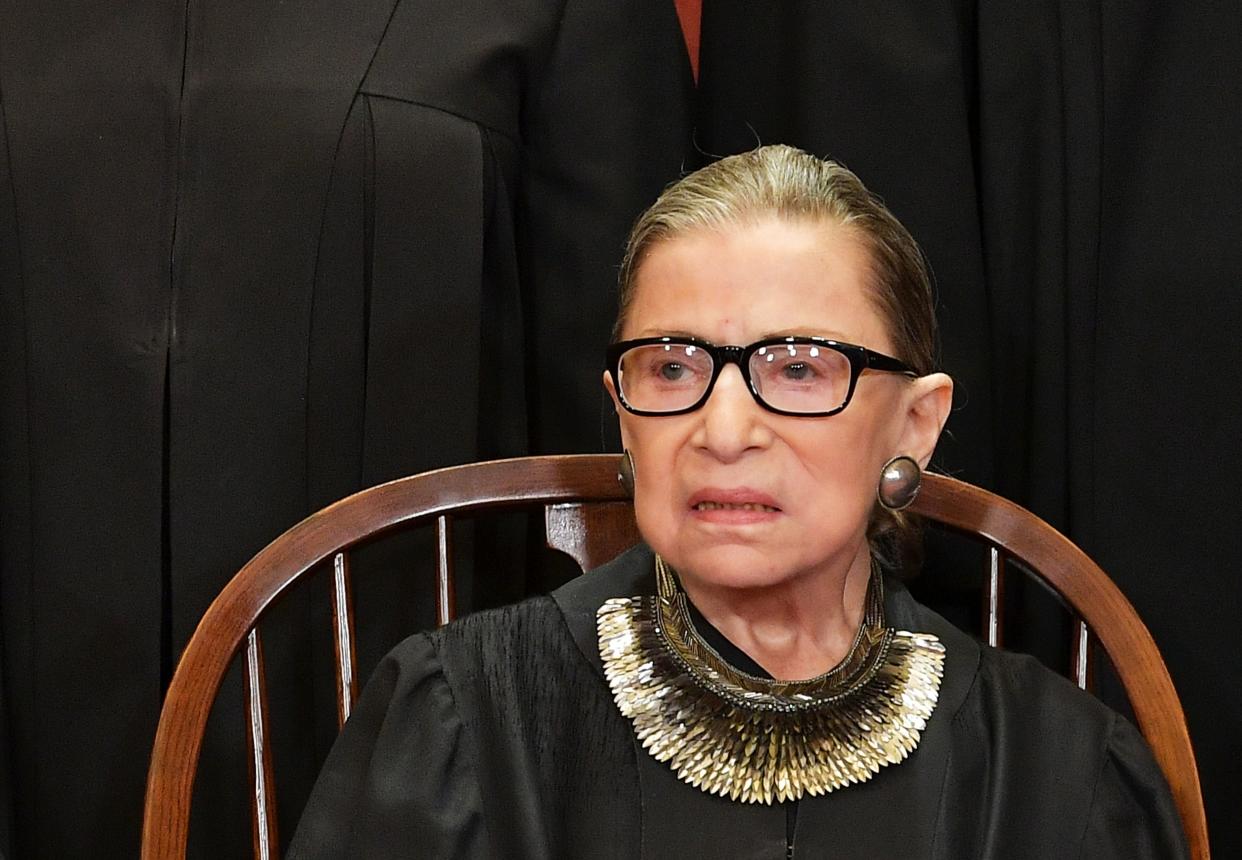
[141,455,1208,859]
[910,476,1207,857]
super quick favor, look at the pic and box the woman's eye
[781,361,815,381]
[658,362,687,381]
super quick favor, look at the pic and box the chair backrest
[141,454,1209,859]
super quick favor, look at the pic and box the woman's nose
[695,364,771,461]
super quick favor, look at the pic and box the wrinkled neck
[677,545,873,680]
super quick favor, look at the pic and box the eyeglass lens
[616,341,854,414]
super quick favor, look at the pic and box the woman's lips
[692,500,779,512]
[687,488,782,524]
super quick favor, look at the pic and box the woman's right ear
[603,371,622,413]
[603,371,633,452]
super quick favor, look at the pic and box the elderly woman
[289,146,1187,858]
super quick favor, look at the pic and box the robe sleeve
[1079,715,1190,859]
[287,634,489,858]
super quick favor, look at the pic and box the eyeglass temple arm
[864,350,919,375]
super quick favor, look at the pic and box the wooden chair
[141,454,1209,859]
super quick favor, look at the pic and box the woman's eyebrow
[759,328,850,341]
[631,328,702,339]
[628,327,854,342]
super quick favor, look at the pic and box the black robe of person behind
[0,3,692,855]
[289,545,1188,858]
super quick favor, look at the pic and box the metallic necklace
[597,555,946,804]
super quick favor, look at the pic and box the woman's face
[606,217,948,593]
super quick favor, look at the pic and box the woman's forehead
[625,219,892,350]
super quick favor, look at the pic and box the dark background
[1,0,1238,856]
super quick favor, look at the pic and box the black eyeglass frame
[606,335,919,418]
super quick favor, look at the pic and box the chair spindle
[435,515,457,626]
[983,547,1006,648]
[545,501,641,573]
[329,552,360,727]
[243,628,280,860]
[1071,619,1095,691]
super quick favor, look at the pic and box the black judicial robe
[289,545,1188,858]
[0,3,691,855]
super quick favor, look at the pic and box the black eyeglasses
[606,335,917,417]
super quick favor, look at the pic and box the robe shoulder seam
[422,627,498,855]
[1074,710,1119,859]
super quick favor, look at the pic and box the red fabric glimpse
[673,0,701,82]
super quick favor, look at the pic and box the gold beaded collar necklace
[596,555,946,804]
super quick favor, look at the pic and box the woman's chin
[667,544,805,593]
